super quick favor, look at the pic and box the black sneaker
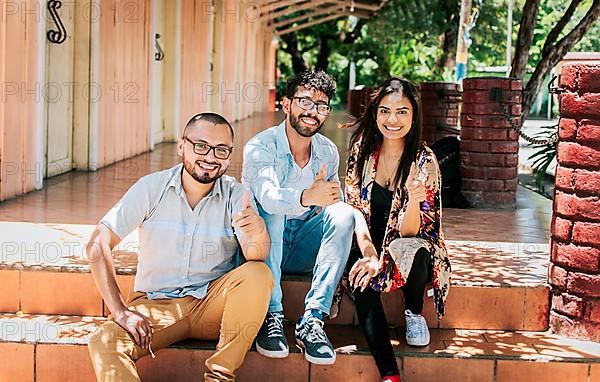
[256,311,289,358]
[295,315,336,365]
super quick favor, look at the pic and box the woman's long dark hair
[345,77,423,189]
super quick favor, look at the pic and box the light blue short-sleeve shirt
[100,164,256,300]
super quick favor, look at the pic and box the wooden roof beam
[331,0,381,12]
[264,0,337,19]
[260,0,306,13]
[276,12,351,35]
[272,4,347,29]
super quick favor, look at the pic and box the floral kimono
[337,140,451,319]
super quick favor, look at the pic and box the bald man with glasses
[87,112,272,382]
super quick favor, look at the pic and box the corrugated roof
[260,0,389,35]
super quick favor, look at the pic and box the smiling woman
[344,78,423,189]
[340,77,451,381]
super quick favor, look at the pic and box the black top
[370,181,393,253]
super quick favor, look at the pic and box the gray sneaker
[295,316,336,365]
[256,311,289,358]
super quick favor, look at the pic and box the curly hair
[285,69,337,101]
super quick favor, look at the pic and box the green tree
[367,0,462,81]
[274,0,600,107]
[511,0,600,119]
[276,18,386,105]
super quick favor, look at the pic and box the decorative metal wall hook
[548,74,566,95]
[155,34,165,61]
[47,0,67,44]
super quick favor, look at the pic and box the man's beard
[289,112,323,137]
[182,154,226,184]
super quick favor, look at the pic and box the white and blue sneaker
[405,309,430,347]
[256,311,289,358]
[295,315,336,365]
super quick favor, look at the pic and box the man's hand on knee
[113,309,154,351]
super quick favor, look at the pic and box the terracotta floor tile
[496,360,589,382]
[136,348,211,381]
[395,340,447,355]
[531,332,600,359]
[448,241,549,287]
[420,291,442,329]
[429,328,487,342]
[281,279,311,322]
[482,331,549,344]
[280,279,354,325]
[381,289,407,327]
[402,357,494,382]
[20,271,103,316]
[381,284,545,331]
[0,313,103,344]
[0,270,20,312]
[330,293,357,325]
[0,342,34,381]
[591,364,600,382]
[237,352,308,382]
[440,286,525,331]
[533,343,600,359]
[325,323,371,352]
[310,354,382,381]
[36,344,96,381]
[440,339,539,357]
[521,287,550,330]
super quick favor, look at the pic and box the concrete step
[0,313,598,382]
[0,229,551,330]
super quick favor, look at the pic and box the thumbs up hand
[300,163,341,207]
[233,190,265,236]
[315,163,327,181]
[241,189,251,210]
[406,163,426,203]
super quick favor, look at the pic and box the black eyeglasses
[292,97,332,116]
[183,137,232,159]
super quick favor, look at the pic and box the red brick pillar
[549,64,600,342]
[459,77,521,209]
[347,87,374,118]
[420,82,461,144]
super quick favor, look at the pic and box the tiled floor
[0,111,552,285]
[1,313,598,361]
[0,111,552,237]
[0,312,598,382]
[0,112,593,382]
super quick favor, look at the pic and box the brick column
[460,77,522,209]
[347,87,374,118]
[420,82,461,144]
[549,64,600,342]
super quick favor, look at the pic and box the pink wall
[0,0,43,201]
[97,0,152,168]
[179,0,214,132]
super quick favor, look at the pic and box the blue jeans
[260,202,355,315]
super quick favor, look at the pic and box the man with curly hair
[242,70,355,365]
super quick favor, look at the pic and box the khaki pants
[88,261,273,382]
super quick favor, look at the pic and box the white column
[506,0,513,77]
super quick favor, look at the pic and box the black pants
[349,247,432,377]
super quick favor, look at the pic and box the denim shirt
[242,120,342,218]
